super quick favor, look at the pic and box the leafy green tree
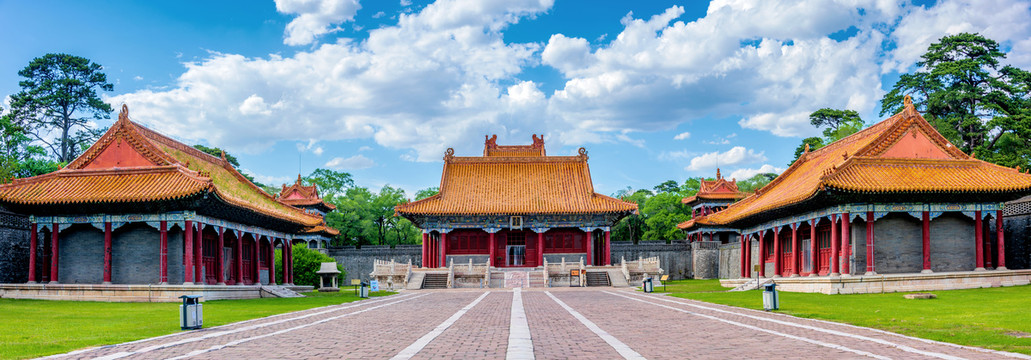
[810,108,864,142]
[652,180,680,194]
[881,32,1031,169]
[789,137,825,165]
[610,189,652,244]
[737,173,777,193]
[304,168,354,200]
[275,245,344,287]
[6,54,113,163]
[0,113,62,182]
[414,187,439,200]
[641,192,691,242]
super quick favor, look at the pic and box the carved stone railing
[446,260,455,289]
[369,259,411,290]
[579,258,586,287]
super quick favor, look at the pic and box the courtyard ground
[0,290,394,359]
[661,279,1031,355]
[21,287,1031,360]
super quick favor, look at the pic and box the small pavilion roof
[681,96,1031,230]
[0,105,323,227]
[682,168,747,206]
[395,135,637,216]
[277,174,336,211]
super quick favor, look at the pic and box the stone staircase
[586,271,611,287]
[260,285,304,298]
[422,273,449,289]
[604,269,629,287]
[730,278,770,292]
[406,272,425,290]
[528,271,547,287]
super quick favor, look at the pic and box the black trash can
[643,278,654,293]
[179,295,203,330]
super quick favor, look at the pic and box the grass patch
[0,290,395,360]
[658,281,1031,355]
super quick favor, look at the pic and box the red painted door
[780,252,792,277]
[242,242,253,284]
[203,236,218,285]
[525,236,537,267]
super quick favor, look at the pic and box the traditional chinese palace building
[395,135,637,268]
[0,105,336,289]
[679,169,746,243]
[682,97,1031,284]
[277,175,339,253]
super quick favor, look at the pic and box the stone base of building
[720,269,1031,294]
[0,283,315,302]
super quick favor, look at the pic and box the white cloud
[358,145,372,152]
[241,169,291,187]
[658,149,692,161]
[133,76,143,81]
[239,95,273,116]
[275,0,362,46]
[325,154,376,170]
[373,11,386,19]
[400,0,412,6]
[673,131,690,140]
[685,146,766,171]
[729,164,784,180]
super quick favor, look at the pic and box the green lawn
[656,279,1031,355]
[0,290,396,360]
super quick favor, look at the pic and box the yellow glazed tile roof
[396,146,637,216]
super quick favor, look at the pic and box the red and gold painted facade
[396,135,636,268]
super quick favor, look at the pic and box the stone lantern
[317,262,341,292]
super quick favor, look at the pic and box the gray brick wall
[873,213,922,273]
[112,223,160,284]
[692,241,720,279]
[611,240,692,279]
[329,245,422,283]
[58,224,104,284]
[1004,213,1030,270]
[929,213,975,272]
[168,227,184,284]
[0,207,29,283]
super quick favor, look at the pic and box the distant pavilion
[395,135,637,268]
[679,169,746,244]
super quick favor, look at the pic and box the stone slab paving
[46,288,1030,360]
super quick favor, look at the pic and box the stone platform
[0,283,315,302]
[720,269,1031,294]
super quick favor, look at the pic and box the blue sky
[2,0,1030,197]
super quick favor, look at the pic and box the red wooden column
[50,223,60,283]
[841,212,850,275]
[772,227,781,277]
[421,232,428,268]
[184,220,194,284]
[744,234,752,278]
[103,222,113,284]
[252,235,260,285]
[808,220,817,276]
[195,224,204,284]
[790,223,799,277]
[974,211,984,270]
[440,232,447,267]
[487,232,495,267]
[585,230,592,266]
[739,235,744,278]
[922,211,931,273]
[604,230,611,265]
[28,223,37,283]
[216,228,225,285]
[754,231,762,276]
[829,214,839,276]
[865,211,875,275]
[159,221,168,284]
[268,239,276,285]
[997,210,1007,270]
[235,231,243,285]
[537,231,544,266]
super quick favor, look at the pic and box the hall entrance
[507,232,526,266]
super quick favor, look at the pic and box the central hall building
[395,135,637,268]
[681,97,1031,291]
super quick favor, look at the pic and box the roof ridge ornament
[578,147,588,160]
[904,94,913,107]
[444,147,455,161]
[716,168,722,180]
[118,104,130,122]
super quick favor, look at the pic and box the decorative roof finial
[904,95,913,107]
[297,173,303,183]
[444,147,455,161]
[118,104,129,122]
[578,147,588,159]
[716,168,721,179]
[220,150,227,161]
[804,143,810,153]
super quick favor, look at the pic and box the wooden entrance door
[817,226,831,275]
[202,235,218,285]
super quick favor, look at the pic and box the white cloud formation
[275,0,362,46]
[109,0,1031,163]
[673,131,690,140]
[729,164,784,180]
[685,146,766,171]
[325,154,376,170]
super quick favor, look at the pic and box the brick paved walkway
[49,288,1031,360]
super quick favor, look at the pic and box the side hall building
[682,97,1031,292]
[0,105,337,294]
[395,135,637,268]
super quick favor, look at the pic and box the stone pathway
[46,288,1031,360]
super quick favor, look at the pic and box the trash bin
[762,283,779,311]
[643,278,654,293]
[359,282,369,298]
[179,295,203,330]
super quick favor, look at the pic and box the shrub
[275,245,345,287]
